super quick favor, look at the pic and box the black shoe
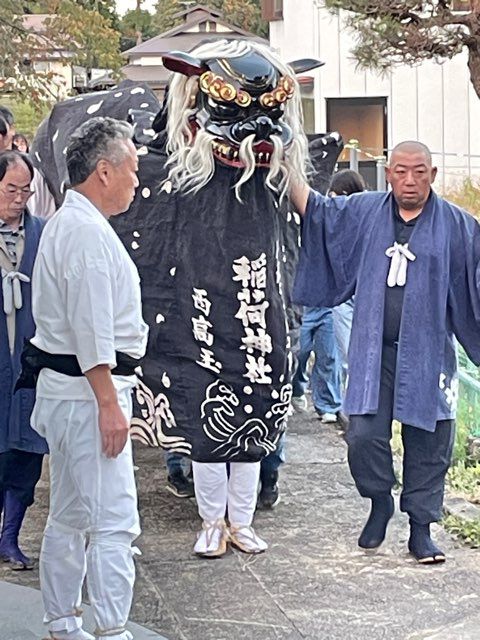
[358,494,394,549]
[166,471,195,498]
[336,411,349,431]
[408,521,446,564]
[258,471,280,509]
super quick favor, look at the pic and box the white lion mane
[164,39,311,202]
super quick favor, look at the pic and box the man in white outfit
[29,117,148,640]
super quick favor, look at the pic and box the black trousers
[0,449,44,507]
[346,344,455,525]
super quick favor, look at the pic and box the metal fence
[458,348,480,438]
[344,140,480,192]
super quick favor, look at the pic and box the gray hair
[66,116,134,186]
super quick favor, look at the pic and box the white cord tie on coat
[1,268,30,315]
[385,242,416,287]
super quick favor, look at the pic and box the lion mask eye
[207,96,242,119]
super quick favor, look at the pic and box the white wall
[269,1,480,189]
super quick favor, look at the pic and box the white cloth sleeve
[65,241,117,373]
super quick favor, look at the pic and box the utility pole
[135,0,142,46]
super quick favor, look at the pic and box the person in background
[0,105,56,219]
[329,169,367,388]
[165,451,194,498]
[0,106,14,151]
[291,306,343,423]
[0,116,12,152]
[12,133,29,154]
[256,432,285,509]
[0,150,47,569]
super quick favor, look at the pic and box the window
[327,97,387,188]
[326,97,387,162]
[299,77,315,134]
[261,0,283,21]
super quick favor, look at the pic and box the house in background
[262,0,480,190]
[20,14,110,97]
[122,4,268,98]
[20,14,75,99]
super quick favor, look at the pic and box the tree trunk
[467,4,480,99]
[467,44,480,100]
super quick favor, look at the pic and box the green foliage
[152,0,267,37]
[2,97,50,138]
[76,0,120,31]
[452,390,474,465]
[120,8,158,51]
[46,1,123,76]
[443,514,480,548]
[0,2,61,104]
[23,0,120,27]
[0,0,122,106]
[447,462,480,505]
[443,178,480,220]
[152,0,183,34]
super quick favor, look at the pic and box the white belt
[385,242,416,287]
[1,268,30,315]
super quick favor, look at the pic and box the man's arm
[85,365,129,458]
[66,230,128,459]
[290,179,310,216]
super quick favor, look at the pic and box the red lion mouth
[211,139,277,168]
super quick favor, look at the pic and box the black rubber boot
[358,494,394,549]
[408,521,446,564]
[258,470,280,509]
[0,491,33,569]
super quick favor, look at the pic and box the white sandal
[229,525,268,554]
[194,518,228,558]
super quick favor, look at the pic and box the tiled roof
[123,7,267,58]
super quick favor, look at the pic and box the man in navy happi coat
[291,141,480,564]
[0,150,47,569]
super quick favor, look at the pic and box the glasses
[1,185,34,200]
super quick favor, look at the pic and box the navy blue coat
[294,190,480,432]
[0,212,48,454]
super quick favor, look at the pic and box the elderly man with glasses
[0,150,47,569]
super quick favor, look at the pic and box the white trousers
[31,389,140,640]
[192,461,260,527]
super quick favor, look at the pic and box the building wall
[269,1,480,189]
[33,60,73,99]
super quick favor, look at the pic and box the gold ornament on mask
[281,76,295,97]
[259,92,276,108]
[259,76,295,108]
[198,71,295,109]
[235,90,252,107]
[199,71,237,103]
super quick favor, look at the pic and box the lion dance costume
[31,39,342,556]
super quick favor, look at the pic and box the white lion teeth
[211,140,271,163]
